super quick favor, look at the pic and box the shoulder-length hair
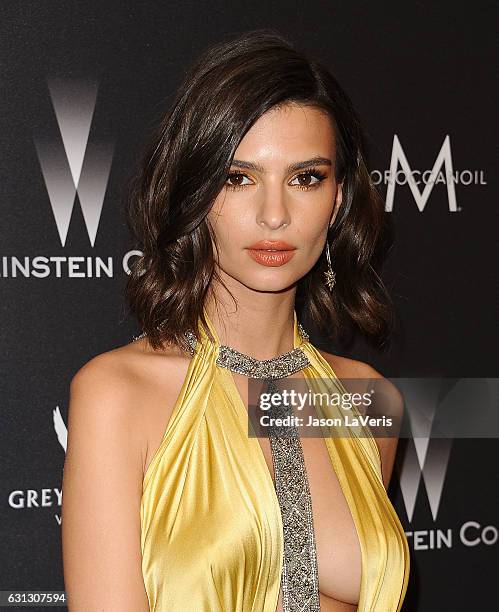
[125,28,394,353]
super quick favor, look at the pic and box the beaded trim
[134,322,311,380]
[184,322,310,380]
[267,377,321,611]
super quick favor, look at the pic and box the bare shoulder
[68,336,191,473]
[71,334,186,390]
[68,342,148,466]
[67,344,146,467]
[317,349,381,381]
[70,334,192,400]
[317,348,403,406]
[317,349,404,488]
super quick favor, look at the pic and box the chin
[238,274,299,293]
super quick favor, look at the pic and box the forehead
[234,103,336,162]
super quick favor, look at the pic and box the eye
[290,168,328,191]
[224,167,328,191]
[225,172,253,190]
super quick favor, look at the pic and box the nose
[255,182,291,230]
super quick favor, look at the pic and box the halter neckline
[182,308,311,380]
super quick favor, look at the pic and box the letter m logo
[385,135,457,212]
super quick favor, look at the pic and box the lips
[247,240,296,251]
[246,240,297,267]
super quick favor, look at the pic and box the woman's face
[207,102,343,294]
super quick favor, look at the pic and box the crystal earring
[324,238,336,290]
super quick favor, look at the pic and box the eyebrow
[230,156,332,175]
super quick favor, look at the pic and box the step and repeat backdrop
[1,2,497,611]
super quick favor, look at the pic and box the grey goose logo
[34,78,114,246]
[53,405,67,453]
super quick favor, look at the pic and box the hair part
[125,28,395,353]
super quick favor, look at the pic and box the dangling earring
[324,238,336,290]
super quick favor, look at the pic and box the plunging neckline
[203,309,367,610]
[221,347,369,611]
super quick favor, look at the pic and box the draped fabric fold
[140,311,410,611]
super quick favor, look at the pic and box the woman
[62,29,410,611]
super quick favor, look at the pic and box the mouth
[246,241,297,267]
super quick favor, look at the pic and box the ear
[329,181,343,228]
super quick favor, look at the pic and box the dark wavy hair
[125,28,394,353]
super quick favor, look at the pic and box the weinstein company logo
[397,379,497,551]
[373,135,486,212]
[0,77,141,279]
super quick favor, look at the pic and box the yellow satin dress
[140,310,410,611]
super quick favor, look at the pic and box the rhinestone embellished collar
[184,322,310,380]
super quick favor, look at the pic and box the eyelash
[225,167,328,192]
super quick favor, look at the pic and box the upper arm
[62,353,150,611]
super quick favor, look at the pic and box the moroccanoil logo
[372,135,487,212]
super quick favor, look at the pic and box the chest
[232,371,363,606]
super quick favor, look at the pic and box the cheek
[294,184,335,220]
[208,193,255,243]
[294,208,331,254]
[207,210,244,254]
[303,227,329,263]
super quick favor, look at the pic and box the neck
[204,291,297,361]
